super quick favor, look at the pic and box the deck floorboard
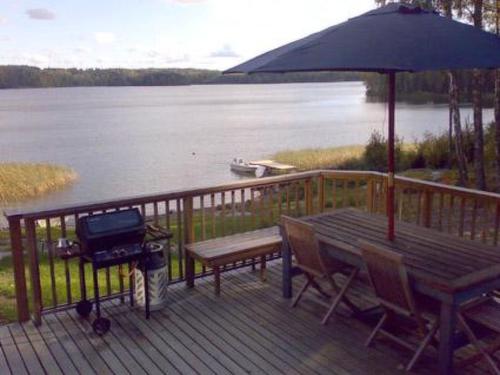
[0,261,490,374]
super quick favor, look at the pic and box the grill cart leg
[91,265,110,335]
[76,259,92,317]
[80,259,86,300]
[118,264,125,303]
[129,262,134,307]
[93,266,100,318]
[144,265,150,319]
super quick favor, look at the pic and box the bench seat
[185,227,282,295]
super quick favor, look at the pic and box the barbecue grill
[73,208,162,335]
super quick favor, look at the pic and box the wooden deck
[0,261,493,375]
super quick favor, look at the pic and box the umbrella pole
[387,72,396,241]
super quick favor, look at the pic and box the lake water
[0,81,493,214]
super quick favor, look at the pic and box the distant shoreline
[0,65,361,90]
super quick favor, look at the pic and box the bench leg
[260,255,267,282]
[186,251,195,288]
[213,266,221,296]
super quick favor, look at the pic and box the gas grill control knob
[119,248,127,256]
[112,249,119,257]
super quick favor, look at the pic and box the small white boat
[230,158,258,174]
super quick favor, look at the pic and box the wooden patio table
[281,208,500,374]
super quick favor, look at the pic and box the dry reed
[0,163,77,203]
[272,145,365,171]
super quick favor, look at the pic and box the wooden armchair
[458,296,500,374]
[360,241,440,372]
[281,215,359,325]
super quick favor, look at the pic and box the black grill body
[74,208,150,335]
[76,208,146,257]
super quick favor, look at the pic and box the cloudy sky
[0,0,375,70]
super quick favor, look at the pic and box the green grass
[0,206,287,323]
[0,250,208,323]
[272,145,365,171]
[0,163,77,204]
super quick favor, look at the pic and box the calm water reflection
[0,81,493,213]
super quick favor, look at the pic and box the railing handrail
[5,169,500,221]
[3,170,323,220]
[6,168,500,324]
[394,175,500,202]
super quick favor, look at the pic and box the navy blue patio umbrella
[224,2,500,240]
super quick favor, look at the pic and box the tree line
[364,70,496,104]
[0,65,361,89]
[376,0,500,192]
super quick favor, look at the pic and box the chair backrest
[281,215,343,277]
[360,241,418,318]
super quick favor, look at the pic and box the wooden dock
[0,261,491,374]
[250,159,296,173]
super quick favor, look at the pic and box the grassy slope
[0,163,77,204]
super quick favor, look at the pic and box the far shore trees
[375,0,500,190]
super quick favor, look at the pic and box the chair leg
[458,313,500,375]
[366,312,388,347]
[340,269,360,313]
[406,320,439,372]
[311,279,330,299]
[292,278,311,308]
[322,268,359,325]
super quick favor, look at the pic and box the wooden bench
[185,227,282,296]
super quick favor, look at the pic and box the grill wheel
[76,300,93,318]
[92,317,111,336]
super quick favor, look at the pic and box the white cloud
[24,53,50,67]
[74,46,91,54]
[166,0,206,4]
[26,8,55,20]
[4,0,376,70]
[147,50,161,58]
[209,44,239,58]
[164,54,190,64]
[94,32,116,44]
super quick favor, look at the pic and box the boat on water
[230,158,259,174]
[230,158,295,178]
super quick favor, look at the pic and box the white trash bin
[135,243,168,311]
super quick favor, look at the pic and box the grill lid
[76,208,146,254]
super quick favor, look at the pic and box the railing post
[366,178,375,213]
[318,174,325,213]
[7,215,30,323]
[422,191,433,228]
[25,218,42,326]
[183,197,194,245]
[304,179,313,215]
[183,196,194,286]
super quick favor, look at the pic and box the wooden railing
[4,170,500,324]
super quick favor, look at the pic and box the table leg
[439,301,457,375]
[280,225,292,299]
